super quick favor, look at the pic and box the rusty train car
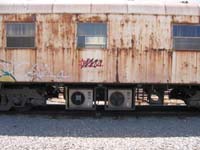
[0,0,200,111]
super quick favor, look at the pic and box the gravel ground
[0,114,200,150]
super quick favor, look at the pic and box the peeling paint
[0,13,199,84]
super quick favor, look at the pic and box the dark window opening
[6,23,35,48]
[77,23,107,49]
[173,24,200,50]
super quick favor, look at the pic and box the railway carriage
[0,0,200,111]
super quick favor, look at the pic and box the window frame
[76,22,108,49]
[172,24,200,51]
[5,22,36,49]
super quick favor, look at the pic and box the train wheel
[186,90,200,108]
[0,94,13,111]
[11,96,32,112]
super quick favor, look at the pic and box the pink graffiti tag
[79,58,103,69]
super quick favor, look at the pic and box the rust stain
[77,15,107,23]
[90,16,104,22]
[116,48,119,83]
[36,21,42,47]
[0,13,199,84]
[120,38,124,47]
[120,22,124,28]
[171,15,199,24]
[51,23,58,36]
[3,14,36,22]
[183,62,189,68]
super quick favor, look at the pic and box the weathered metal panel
[112,15,171,52]
[76,14,108,23]
[0,16,2,49]
[146,51,172,83]
[5,49,35,81]
[0,15,6,73]
[35,14,75,82]
[76,14,116,83]
[108,15,134,49]
[3,14,36,22]
[118,49,146,83]
[189,52,199,83]
[0,12,199,84]
[172,15,199,24]
[0,14,36,82]
[0,15,6,81]
[118,50,172,83]
[113,14,198,84]
[122,15,172,83]
[132,15,172,51]
[172,51,199,83]
[171,15,200,84]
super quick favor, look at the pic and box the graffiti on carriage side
[0,59,70,81]
[27,64,70,81]
[79,58,103,69]
[0,59,12,73]
[0,69,16,82]
[0,59,15,82]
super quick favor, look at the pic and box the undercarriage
[0,83,199,111]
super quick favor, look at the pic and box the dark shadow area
[0,113,200,138]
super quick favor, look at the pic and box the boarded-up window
[6,23,35,48]
[77,23,107,48]
[173,24,200,50]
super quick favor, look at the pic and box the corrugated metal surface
[0,0,199,16]
[0,13,200,84]
[0,16,2,50]
[172,51,200,83]
[35,14,75,82]
[110,14,172,83]
[5,49,35,81]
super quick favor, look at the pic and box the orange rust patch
[3,14,36,22]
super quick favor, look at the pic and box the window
[6,23,35,48]
[77,23,107,48]
[173,24,200,50]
